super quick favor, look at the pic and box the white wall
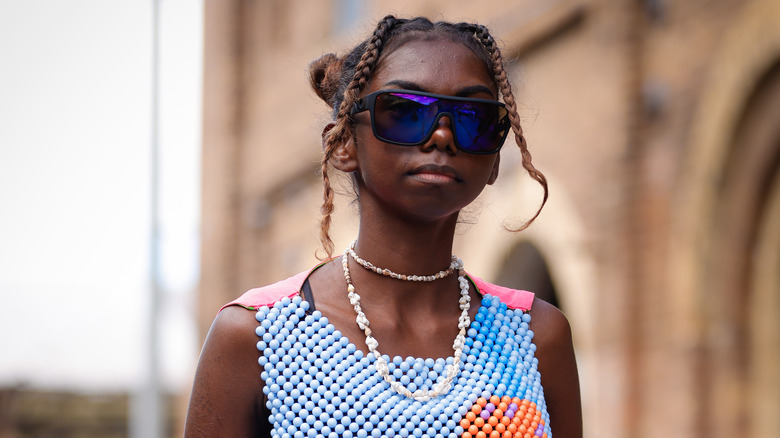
[0,0,202,393]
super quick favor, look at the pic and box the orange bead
[513,432,523,438]
[498,402,508,412]
[501,416,511,426]
[490,395,501,405]
[474,417,485,428]
[475,432,487,438]
[529,402,537,410]
[522,418,531,427]
[501,395,512,405]
[462,433,473,438]
[502,431,513,438]
[461,419,472,429]
[472,404,482,415]
[495,423,506,433]
[477,397,488,407]
[512,416,523,426]
[494,409,504,420]
[466,412,477,422]
[488,416,499,427]
[469,425,479,435]
[512,397,522,406]
[521,399,531,408]
[490,431,501,438]
[518,425,527,434]
[507,423,517,433]
[531,421,538,430]
[482,423,493,433]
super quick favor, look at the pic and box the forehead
[368,37,496,96]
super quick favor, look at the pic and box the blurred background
[1,0,778,437]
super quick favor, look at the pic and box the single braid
[469,23,549,231]
[318,15,398,259]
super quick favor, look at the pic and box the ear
[322,122,359,173]
[487,154,500,185]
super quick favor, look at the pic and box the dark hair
[309,15,548,258]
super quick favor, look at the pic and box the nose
[421,114,458,155]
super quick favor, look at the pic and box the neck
[353,214,459,277]
[340,212,463,313]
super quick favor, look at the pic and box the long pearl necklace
[341,243,471,402]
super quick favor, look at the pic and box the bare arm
[530,298,583,438]
[184,306,268,438]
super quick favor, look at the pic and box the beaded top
[255,293,550,437]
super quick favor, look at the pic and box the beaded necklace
[347,240,458,281]
[342,242,471,402]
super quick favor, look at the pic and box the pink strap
[469,275,535,311]
[219,270,310,312]
[221,269,535,313]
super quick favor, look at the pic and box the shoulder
[185,305,264,436]
[197,306,262,380]
[528,297,573,350]
[527,298,583,436]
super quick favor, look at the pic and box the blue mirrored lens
[372,92,507,153]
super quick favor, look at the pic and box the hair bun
[308,53,344,108]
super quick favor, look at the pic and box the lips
[409,164,463,183]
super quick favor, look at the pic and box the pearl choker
[341,243,471,401]
[347,240,458,282]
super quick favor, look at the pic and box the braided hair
[308,15,548,259]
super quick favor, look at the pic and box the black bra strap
[301,278,316,313]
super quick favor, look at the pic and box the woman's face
[348,36,502,224]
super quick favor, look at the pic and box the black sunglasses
[350,89,510,154]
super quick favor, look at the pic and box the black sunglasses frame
[350,89,510,155]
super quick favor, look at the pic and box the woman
[185,15,582,438]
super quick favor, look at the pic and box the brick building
[198,1,780,437]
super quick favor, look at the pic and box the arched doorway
[693,58,780,438]
[494,240,560,309]
[723,60,780,438]
[670,2,780,435]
